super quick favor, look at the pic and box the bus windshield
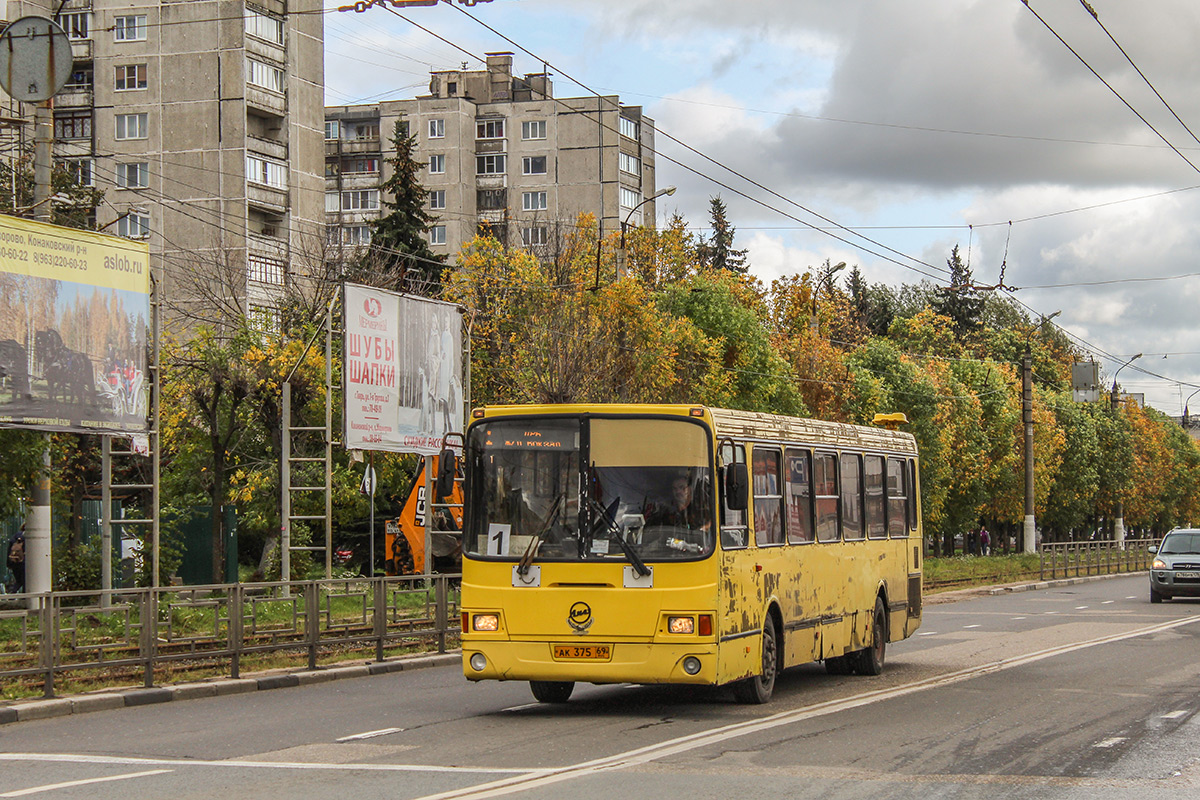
[464,416,714,562]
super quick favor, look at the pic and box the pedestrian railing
[1039,539,1158,581]
[0,574,460,700]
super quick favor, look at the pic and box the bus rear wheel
[530,680,574,703]
[852,597,888,676]
[733,619,778,704]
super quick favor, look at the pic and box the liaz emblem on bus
[568,602,592,633]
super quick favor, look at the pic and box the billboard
[0,215,151,434]
[343,283,462,454]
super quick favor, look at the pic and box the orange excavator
[385,449,463,576]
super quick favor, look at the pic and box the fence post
[374,577,386,663]
[229,584,243,680]
[141,588,156,688]
[39,593,54,699]
[435,576,448,655]
[306,581,320,670]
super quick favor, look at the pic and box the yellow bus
[458,404,922,703]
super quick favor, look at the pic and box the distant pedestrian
[980,526,991,556]
[6,527,26,593]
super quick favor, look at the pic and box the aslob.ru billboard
[343,283,462,454]
[0,214,151,434]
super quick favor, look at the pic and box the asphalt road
[1,574,1199,799]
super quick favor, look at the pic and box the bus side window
[865,455,886,539]
[908,459,919,531]
[752,447,784,546]
[814,452,840,543]
[840,453,864,541]
[887,457,907,538]
[785,448,814,544]
[720,442,748,549]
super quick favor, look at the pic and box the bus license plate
[553,644,612,661]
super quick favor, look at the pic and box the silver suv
[1150,529,1200,603]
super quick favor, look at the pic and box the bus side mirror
[436,450,457,500]
[724,463,748,511]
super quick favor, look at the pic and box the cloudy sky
[324,0,1200,415]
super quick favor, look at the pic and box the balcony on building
[247,85,286,117]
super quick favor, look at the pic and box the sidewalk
[924,570,1136,605]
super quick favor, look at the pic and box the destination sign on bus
[482,428,574,450]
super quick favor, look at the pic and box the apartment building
[324,53,658,259]
[2,0,325,325]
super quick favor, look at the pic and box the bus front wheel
[733,620,778,704]
[530,680,574,703]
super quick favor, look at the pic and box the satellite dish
[0,16,73,102]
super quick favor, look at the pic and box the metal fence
[0,574,460,699]
[1039,538,1158,581]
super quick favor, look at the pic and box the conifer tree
[697,195,748,273]
[931,244,984,337]
[371,119,444,291]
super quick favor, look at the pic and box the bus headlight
[668,616,694,635]
[473,614,499,632]
[469,653,487,672]
[682,656,702,675]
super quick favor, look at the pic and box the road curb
[0,651,460,726]
[926,571,1137,605]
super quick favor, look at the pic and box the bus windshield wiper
[588,495,650,578]
[517,493,565,576]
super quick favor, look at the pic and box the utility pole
[1022,311,1059,555]
[1110,353,1142,550]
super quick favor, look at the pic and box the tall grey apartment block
[325,53,658,261]
[2,0,325,325]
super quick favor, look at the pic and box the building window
[324,120,340,140]
[619,152,640,175]
[342,190,379,211]
[325,193,339,213]
[430,225,447,245]
[522,191,547,211]
[428,119,445,138]
[522,226,548,247]
[521,156,547,175]
[65,68,92,91]
[115,113,148,140]
[351,122,379,140]
[339,226,372,246]
[115,64,147,91]
[429,154,445,174]
[476,154,506,175]
[447,81,457,96]
[58,158,94,187]
[342,157,378,174]
[249,305,281,334]
[247,155,287,189]
[57,12,90,39]
[114,15,147,42]
[246,58,285,93]
[522,120,546,140]
[477,189,506,210]
[430,190,446,210]
[117,213,150,239]
[620,187,640,209]
[54,111,92,140]
[476,118,505,140]
[619,116,638,140]
[245,9,284,45]
[248,254,285,284]
[116,162,149,189]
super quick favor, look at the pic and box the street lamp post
[1022,310,1060,555]
[1181,387,1200,429]
[1110,352,1142,549]
[617,186,676,280]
